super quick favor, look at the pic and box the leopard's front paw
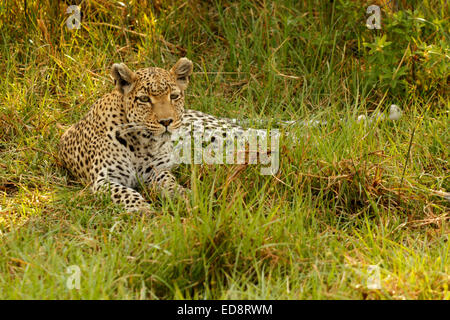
[177,186,191,196]
[126,202,155,215]
[161,184,191,201]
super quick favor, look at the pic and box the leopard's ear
[111,63,137,95]
[170,57,193,91]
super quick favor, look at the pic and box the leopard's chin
[159,131,172,141]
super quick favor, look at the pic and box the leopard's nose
[159,119,173,128]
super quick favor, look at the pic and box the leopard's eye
[138,96,151,103]
[170,93,181,100]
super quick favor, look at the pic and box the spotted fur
[59,58,253,213]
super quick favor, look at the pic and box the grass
[0,0,448,299]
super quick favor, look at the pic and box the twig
[270,38,300,80]
[398,126,416,201]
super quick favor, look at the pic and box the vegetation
[0,0,448,299]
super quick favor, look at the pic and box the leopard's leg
[134,137,187,198]
[151,169,186,196]
[92,179,152,213]
[138,161,186,198]
[90,144,152,213]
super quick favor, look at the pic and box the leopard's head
[111,57,193,136]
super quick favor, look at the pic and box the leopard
[58,57,247,213]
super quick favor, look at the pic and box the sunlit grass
[0,0,448,299]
